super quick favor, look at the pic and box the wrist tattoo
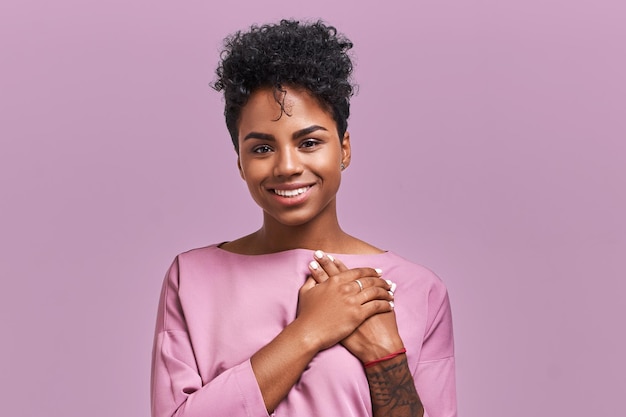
[365,357,424,417]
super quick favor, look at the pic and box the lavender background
[1,1,624,416]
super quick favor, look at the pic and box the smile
[272,186,311,198]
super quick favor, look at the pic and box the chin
[265,209,322,228]
[261,198,336,228]
[272,215,314,227]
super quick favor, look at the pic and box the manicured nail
[314,250,324,259]
[385,279,393,286]
[375,268,383,276]
[309,261,319,270]
[389,301,395,308]
[390,282,397,293]
[388,291,394,297]
[327,254,335,262]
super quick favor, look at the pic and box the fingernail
[389,301,395,308]
[314,250,324,259]
[327,254,335,262]
[309,261,319,270]
[385,279,393,286]
[390,282,397,293]
[375,268,383,276]
[388,291,394,297]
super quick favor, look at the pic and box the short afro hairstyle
[212,19,356,152]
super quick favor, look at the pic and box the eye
[252,144,273,154]
[299,139,320,150]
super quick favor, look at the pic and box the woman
[151,20,456,417]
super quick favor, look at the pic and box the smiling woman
[151,19,457,417]
[237,86,349,229]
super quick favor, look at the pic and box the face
[236,86,351,227]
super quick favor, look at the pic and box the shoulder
[383,252,446,289]
[165,243,231,281]
[176,243,223,263]
[380,251,451,310]
[382,253,454,347]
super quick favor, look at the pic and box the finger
[360,299,395,318]
[300,275,318,291]
[353,279,365,293]
[348,276,391,294]
[360,285,394,304]
[337,267,384,283]
[360,276,392,290]
[313,250,341,276]
[308,260,329,284]
[386,279,397,294]
[332,257,350,273]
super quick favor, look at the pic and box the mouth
[272,186,312,198]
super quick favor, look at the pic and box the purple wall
[1,1,624,416]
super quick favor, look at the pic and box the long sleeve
[150,245,457,417]
[415,286,456,417]
[150,257,269,417]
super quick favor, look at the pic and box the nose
[273,146,303,178]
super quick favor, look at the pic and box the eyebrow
[293,125,328,139]
[242,125,328,142]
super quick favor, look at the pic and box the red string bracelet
[363,348,407,368]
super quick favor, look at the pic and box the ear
[341,131,352,170]
[237,156,245,180]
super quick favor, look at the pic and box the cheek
[242,171,261,189]
[319,155,342,176]
[240,161,266,190]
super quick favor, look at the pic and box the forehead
[238,86,336,131]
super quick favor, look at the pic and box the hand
[308,251,405,363]
[296,261,393,352]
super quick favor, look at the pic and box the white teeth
[273,187,310,197]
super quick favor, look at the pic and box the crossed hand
[297,250,405,362]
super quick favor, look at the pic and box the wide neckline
[213,242,391,258]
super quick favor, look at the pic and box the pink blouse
[151,245,457,417]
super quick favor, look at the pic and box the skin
[228,84,365,254]
[220,85,423,416]
[311,253,424,417]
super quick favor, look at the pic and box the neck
[221,199,382,256]
[255,206,348,254]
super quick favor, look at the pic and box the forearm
[152,331,268,417]
[250,318,321,413]
[152,321,321,417]
[365,354,424,417]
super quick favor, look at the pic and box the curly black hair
[212,19,356,152]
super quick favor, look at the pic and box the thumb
[300,275,317,292]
